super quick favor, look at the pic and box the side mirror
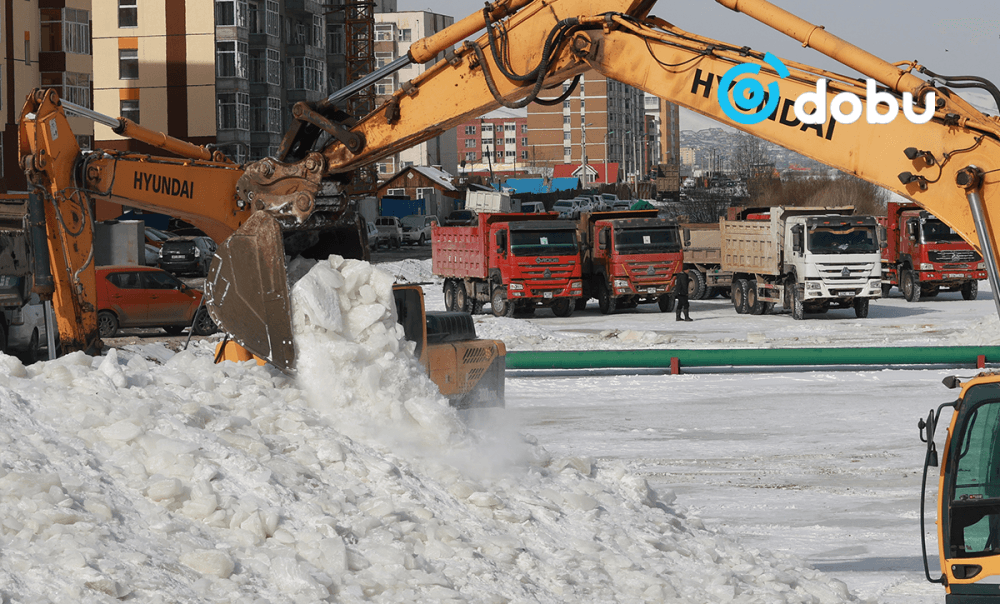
[683,228,691,248]
[598,229,608,250]
[906,220,918,242]
[496,230,507,254]
[879,226,888,249]
[791,225,804,253]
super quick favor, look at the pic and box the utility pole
[580,82,588,187]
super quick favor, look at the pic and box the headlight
[869,279,881,288]
[614,280,629,288]
[194,248,201,258]
[508,283,523,290]
[158,248,164,257]
[979,263,986,269]
[570,281,582,289]
[806,281,821,291]
[919,263,933,271]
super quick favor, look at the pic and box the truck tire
[658,294,675,313]
[597,281,617,315]
[491,286,515,318]
[902,270,921,302]
[552,298,574,317]
[962,280,979,300]
[732,279,749,314]
[443,280,457,312]
[687,269,707,300]
[747,280,766,315]
[455,282,468,313]
[854,297,870,318]
[881,283,892,298]
[791,284,805,320]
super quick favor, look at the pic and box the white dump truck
[720,206,882,319]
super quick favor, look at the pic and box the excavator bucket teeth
[205,211,295,371]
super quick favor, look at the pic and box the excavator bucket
[204,211,295,371]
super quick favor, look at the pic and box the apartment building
[526,71,647,184]
[372,11,456,177]
[2,0,94,193]
[455,110,529,175]
[643,93,681,170]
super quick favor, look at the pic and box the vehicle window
[510,230,577,256]
[949,393,1000,557]
[807,226,878,254]
[108,271,142,289]
[401,216,424,228]
[615,228,681,254]
[922,219,965,243]
[142,271,184,290]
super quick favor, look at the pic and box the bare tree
[757,172,889,215]
[731,134,777,201]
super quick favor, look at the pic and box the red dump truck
[878,201,986,302]
[433,212,583,318]
[576,210,683,314]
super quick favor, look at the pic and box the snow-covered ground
[2,256,995,602]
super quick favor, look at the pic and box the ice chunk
[180,550,235,579]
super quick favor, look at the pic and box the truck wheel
[881,283,892,298]
[732,279,749,314]
[687,269,707,300]
[658,294,676,313]
[443,280,457,312]
[792,284,805,320]
[747,280,766,315]
[552,298,574,317]
[902,270,921,302]
[597,281,617,315]
[574,298,588,311]
[455,282,468,313]
[962,280,979,300]
[418,233,426,246]
[854,297,870,318]
[491,286,515,318]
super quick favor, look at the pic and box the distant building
[373,11,457,177]
[455,110,529,176]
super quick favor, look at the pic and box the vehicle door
[141,270,195,324]
[491,225,513,281]
[103,270,147,326]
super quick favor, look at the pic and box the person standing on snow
[672,271,692,322]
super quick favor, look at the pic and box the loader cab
[392,285,426,361]
[922,376,1000,595]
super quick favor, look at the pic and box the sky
[395,0,1000,129]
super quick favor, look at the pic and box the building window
[217,92,250,130]
[119,48,138,79]
[505,137,515,145]
[398,28,412,42]
[251,97,281,133]
[215,0,248,27]
[312,15,325,49]
[216,41,248,78]
[294,22,307,45]
[564,147,571,156]
[386,188,405,196]
[40,72,91,108]
[521,137,527,146]
[289,57,323,92]
[416,188,434,200]
[482,123,493,133]
[250,145,277,160]
[504,124,515,132]
[505,150,515,159]
[465,152,476,162]
[464,139,476,148]
[251,48,280,85]
[521,124,528,133]
[375,77,394,95]
[563,100,570,109]
[265,0,279,37]
[121,99,140,124]
[327,23,345,54]
[563,132,571,141]
[119,0,137,28]
[375,23,393,41]
[375,52,393,69]
[40,8,91,55]
[521,150,528,159]
[464,125,476,135]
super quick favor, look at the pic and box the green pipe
[505,346,1000,370]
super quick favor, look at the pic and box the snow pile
[0,256,868,603]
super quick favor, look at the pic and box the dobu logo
[717,52,789,125]
[718,54,936,126]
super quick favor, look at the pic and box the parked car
[95,265,217,337]
[366,221,379,251]
[552,199,583,219]
[6,293,50,364]
[144,226,173,249]
[611,200,633,210]
[374,216,403,249]
[401,214,438,245]
[443,209,478,226]
[157,236,216,276]
[521,201,546,213]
